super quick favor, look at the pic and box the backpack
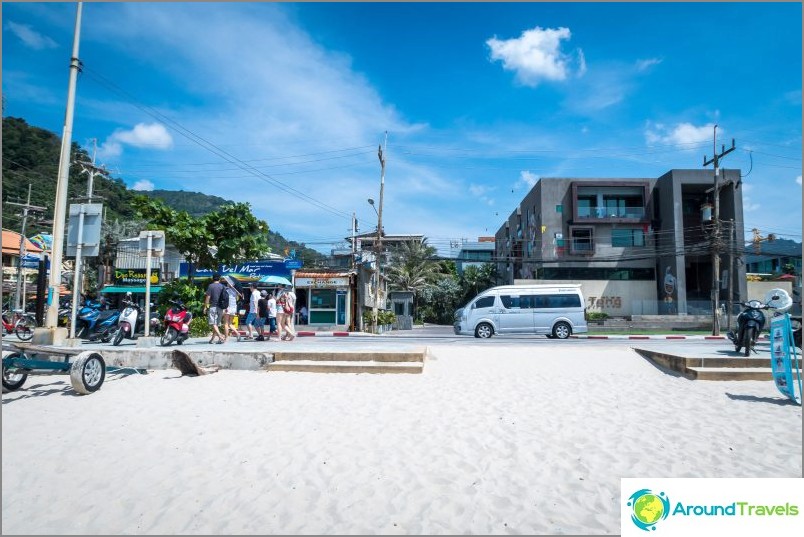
[217,285,229,310]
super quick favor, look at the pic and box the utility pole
[727,219,735,331]
[372,132,387,334]
[45,2,83,333]
[703,124,735,336]
[7,185,46,311]
[350,212,357,270]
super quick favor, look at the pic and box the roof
[2,229,43,256]
[295,271,353,278]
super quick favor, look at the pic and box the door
[336,291,347,325]
[497,294,534,333]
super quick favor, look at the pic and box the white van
[453,284,588,339]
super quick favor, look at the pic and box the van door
[469,295,497,335]
[532,294,552,333]
[497,294,533,333]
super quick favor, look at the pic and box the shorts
[207,307,221,326]
[246,312,257,326]
[268,317,277,333]
[226,305,237,316]
[255,317,266,329]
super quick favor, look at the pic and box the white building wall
[514,279,658,316]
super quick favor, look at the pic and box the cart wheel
[2,352,28,393]
[70,352,106,395]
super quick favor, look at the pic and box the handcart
[2,342,107,395]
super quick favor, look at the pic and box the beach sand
[2,345,801,534]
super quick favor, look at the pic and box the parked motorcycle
[112,294,161,346]
[727,300,769,356]
[160,299,193,347]
[76,301,120,342]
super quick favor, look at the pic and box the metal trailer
[2,342,109,395]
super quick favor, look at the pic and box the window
[555,204,563,213]
[500,295,521,309]
[577,196,595,218]
[570,227,594,254]
[473,296,495,309]
[532,294,582,308]
[311,289,336,308]
[612,228,645,247]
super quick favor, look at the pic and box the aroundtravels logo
[627,489,670,531]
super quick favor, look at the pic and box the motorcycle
[112,294,161,346]
[76,300,120,343]
[160,299,193,347]
[727,299,769,356]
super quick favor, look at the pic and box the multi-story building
[495,169,746,316]
[453,237,495,275]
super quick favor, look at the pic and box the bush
[189,316,211,337]
[587,312,609,321]
[362,310,397,327]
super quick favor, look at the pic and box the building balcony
[577,206,645,219]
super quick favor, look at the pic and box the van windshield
[473,296,495,309]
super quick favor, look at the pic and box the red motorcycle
[160,300,193,346]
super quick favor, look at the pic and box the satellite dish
[764,288,793,312]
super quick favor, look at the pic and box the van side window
[474,296,495,309]
[500,295,521,309]
[547,294,582,308]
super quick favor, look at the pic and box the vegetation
[586,311,609,321]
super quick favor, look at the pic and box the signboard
[20,253,41,269]
[178,260,291,282]
[769,314,802,405]
[138,230,165,256]
[284,259,303,270]
[295,277,350,288]
[66,203,103,257]
[114,268,161,285]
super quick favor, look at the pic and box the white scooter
[112,293,160,346]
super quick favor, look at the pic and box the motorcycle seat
[97,310,118,322]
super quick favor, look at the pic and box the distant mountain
[2,116,328,266]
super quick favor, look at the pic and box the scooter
[76,302,120,342]
[112,294,161,346]
[160,299,193,346]
[727,300,769,356]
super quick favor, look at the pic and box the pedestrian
[203,273,226,344]
[256,290,268,341]
[245,282,261,340]
[280,284,297,341]
[267,291,278,340]
[220,277,243,342]
[276,292,287,340]
[299,305,308,325]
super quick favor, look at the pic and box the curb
[571,335,729,340]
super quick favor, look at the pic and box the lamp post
[371,134,387,334]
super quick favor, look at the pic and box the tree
[459,263,496,304]
[385,238,444,318]
[132,196,270,283]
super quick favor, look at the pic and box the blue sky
[2,2,801,255]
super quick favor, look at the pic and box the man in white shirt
[267,292,278,339]
[245,282,261,339]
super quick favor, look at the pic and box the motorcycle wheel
[14,317,34,341]
[101,330,113,344]
[160,326,178,347]
[113,328,125,346]
[76,324,87,339]
[743,327,753,357]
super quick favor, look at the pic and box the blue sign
[178,260,291,282]
[21,253,41,269]
[769,314,802,405]
[284,259,303,270]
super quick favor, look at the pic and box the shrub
[189,316,211,337]
[587,312,609,321]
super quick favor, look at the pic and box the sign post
[139,230,165,337]
[769,313,803,405]
[66,202,102,339]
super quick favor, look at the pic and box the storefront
[293,272,353,328]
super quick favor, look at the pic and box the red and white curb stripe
[571,335,731,340]
[236,330,353,338]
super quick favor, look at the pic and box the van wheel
[552,322,571,340]
[475,323,494,339]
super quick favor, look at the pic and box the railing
[578,206,645,219]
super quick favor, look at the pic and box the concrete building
[454,237,495,275]
[495,169,746,317]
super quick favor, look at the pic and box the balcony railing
[578,206,645,219]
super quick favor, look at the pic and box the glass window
[571,227,594,253]
[474,296,495,309]
[310,289,336,308]
[500,295,521,309]
[394,302,405,315]
[612,228,645,247]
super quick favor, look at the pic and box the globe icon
[633,493,664,525]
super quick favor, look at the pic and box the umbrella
[258,275,292,286]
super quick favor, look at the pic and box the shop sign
[114,268,160,285]
[296,277,350,288]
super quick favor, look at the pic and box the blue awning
[102,286,163,294]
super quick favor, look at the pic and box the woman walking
[221,277,243,342]
[277,285,296,341]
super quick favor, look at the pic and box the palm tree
[385,238,444,318]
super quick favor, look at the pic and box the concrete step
[267,360,424,374]
[686,367,802,381]
[272,351,424,363]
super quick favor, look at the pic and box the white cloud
[487,26,583,86]
[636,57,662,71]
[132,179,155,191]
[469,183,495,206]
[97,122,173,160]
[744,198,761,212]
[797,175,802,186]
[6,21,58,50]
[518,171,539,189]
[645,122,717,148]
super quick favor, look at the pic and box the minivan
[453,284,588,339]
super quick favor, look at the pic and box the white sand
[2,345,801,535]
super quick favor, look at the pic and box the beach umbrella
[258,275,292,286]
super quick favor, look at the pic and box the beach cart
[2,342,107,395]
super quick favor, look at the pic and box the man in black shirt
[203,273,226,344]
